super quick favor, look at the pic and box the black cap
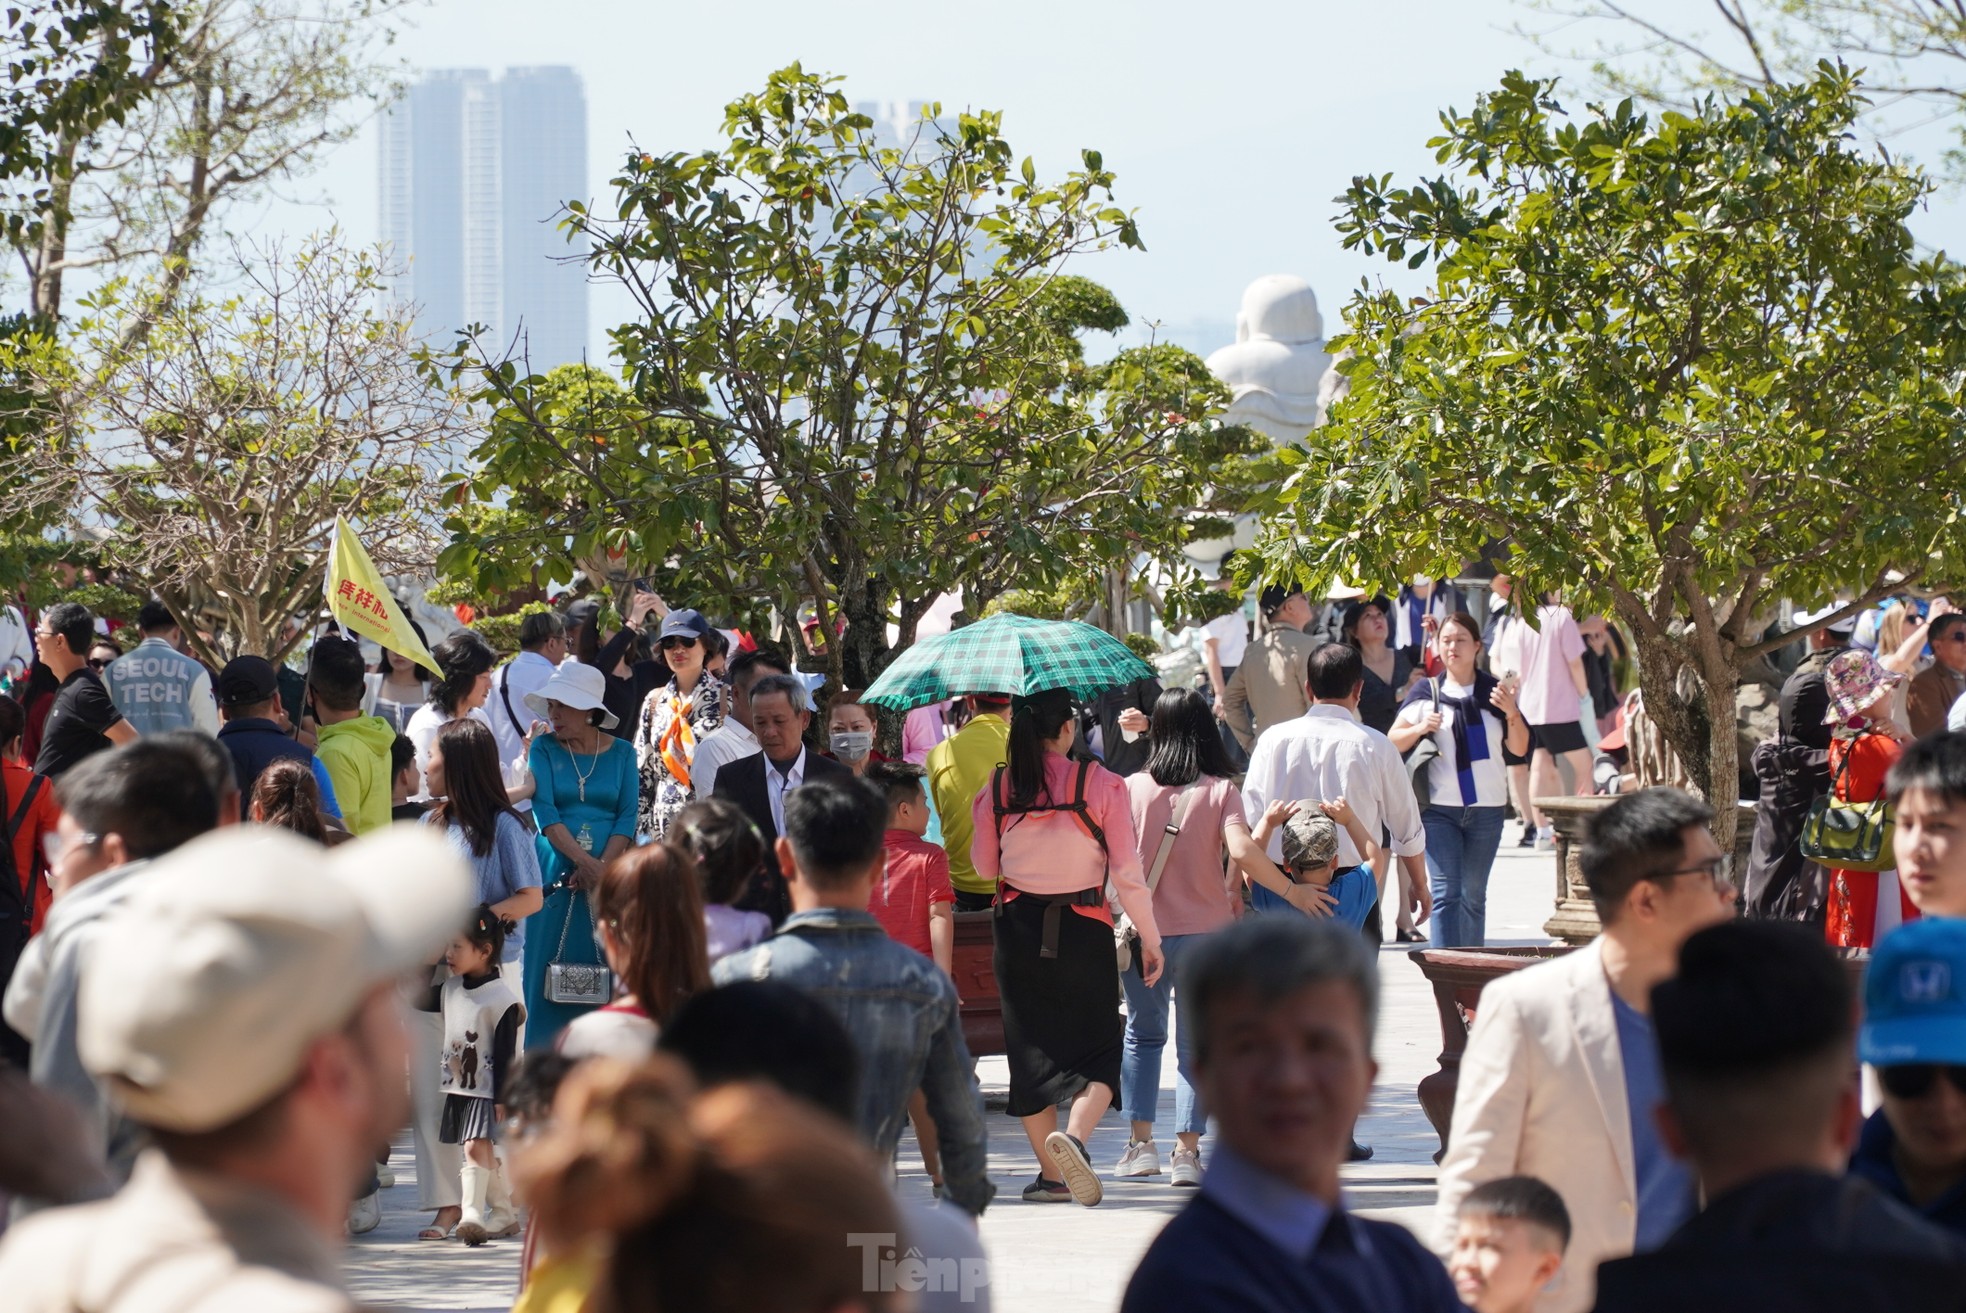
[215,655,279,708]
[563,598,601,629]
[1259,583,1305,616]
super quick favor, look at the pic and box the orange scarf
[658,692,696,791]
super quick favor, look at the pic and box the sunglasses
[1652,857,1735,894]
[1880,1064,1966,1100]
[87,657,110,670]
[659,635,699,651]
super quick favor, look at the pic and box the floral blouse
[631,671,728,839]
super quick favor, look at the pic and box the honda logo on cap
[1899,961,1952,1004]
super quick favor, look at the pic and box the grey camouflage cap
[1279,808,1340,870]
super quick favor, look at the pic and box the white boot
[456,1162,492,1246]
[484,1157,521,1239]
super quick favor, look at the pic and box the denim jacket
[713,907,994,1214]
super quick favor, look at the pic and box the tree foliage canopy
[10,235,473,663]
[1521,0,1966,181]
[1269,65,1966,831]
[440,65,1271,686]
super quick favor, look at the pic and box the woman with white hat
[520,661,640,1049]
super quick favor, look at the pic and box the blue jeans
[1120,932,1207,1134]
[1424,805,1507,947]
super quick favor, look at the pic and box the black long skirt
[993,891,1123,1118]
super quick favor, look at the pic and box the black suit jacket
[711,747,854,925]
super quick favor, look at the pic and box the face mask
[830,730,874,761]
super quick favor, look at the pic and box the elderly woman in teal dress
[520,663,639,1049]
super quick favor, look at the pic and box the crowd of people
[0,572,1962,1313]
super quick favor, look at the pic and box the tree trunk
[1702,673,1743,856]
[1624,622,1744,854]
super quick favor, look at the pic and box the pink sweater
[969,750,1161,951]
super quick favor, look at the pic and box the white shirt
[1203,611,1249,671]
[486,651,558,811]
[766,745,807,837]
[691,720,759,798]
[405,703,495,802]
[0,605,30,680]
[1950,689,1966,733]
[1393,678,1510,807]
[1241,703,1425,867]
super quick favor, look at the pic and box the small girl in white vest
[422,905,526,1246]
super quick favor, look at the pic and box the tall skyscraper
[379,66,589,369]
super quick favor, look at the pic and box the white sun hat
[523,660,619,731]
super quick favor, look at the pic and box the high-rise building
[379,66,589,369]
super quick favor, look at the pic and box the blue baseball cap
[1860,919,1966,1067]
[657,608,711,642]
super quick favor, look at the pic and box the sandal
[418,1208,461,1241]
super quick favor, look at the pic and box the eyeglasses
[1653,857,1735,894]
[42,829,100,867]
[1879,1064,1966,1100]
[659,635,699,651]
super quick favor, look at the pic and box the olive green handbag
[1798,734,1896,874]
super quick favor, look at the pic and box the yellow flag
[327,516,440,674]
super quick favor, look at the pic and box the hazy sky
[267,0,1966,360]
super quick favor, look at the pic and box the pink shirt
[969,751,1161,951]
[1126,773,1247,937]
[1515,604,1587,726]
[902,701,955,764]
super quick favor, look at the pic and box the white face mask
[830,729,874,761]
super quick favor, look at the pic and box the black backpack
[989,758,1110,871]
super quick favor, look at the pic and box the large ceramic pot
[1407,945,1576,1161]
[953,909,1004,1057]
[1536,796,1757,944]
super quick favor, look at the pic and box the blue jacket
[215,718,341,819]
[1850,1108,1966,1238]
[712,906,993,1215]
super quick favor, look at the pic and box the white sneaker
[1115,1139,1162,1178]
[348,1190,381,1236]
[375,1165,396,1189]
[1534,825,1555,851]
[1170,1147,1202,1188]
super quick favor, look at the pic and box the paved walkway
[347,838,1563,1311]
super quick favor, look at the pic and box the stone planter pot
[953,909,1003,1057]
[1536,796,1757,945]
[1407,945,1576,1161]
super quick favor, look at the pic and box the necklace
[567,734,601,803]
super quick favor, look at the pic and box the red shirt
[873,828,953,959]
[2,759,59,934]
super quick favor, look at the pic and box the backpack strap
[8,772,42,837]
[498,663,526,738]
[1065,757,1110,874]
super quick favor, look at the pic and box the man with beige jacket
[0,825,469,1312]
[1222,583,1318,752]
[1434,788,1735,1313]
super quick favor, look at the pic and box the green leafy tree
[1520,0,1966,180]
[7,235,476,665]
[1,0,414,592]
[440,66,1268,688]
[1271,66,1966,846]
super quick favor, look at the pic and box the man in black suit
[1076,676,1163,778]
[712,673,852,924]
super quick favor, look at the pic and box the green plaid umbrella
[861,612,1157,711]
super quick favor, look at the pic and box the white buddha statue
[1204,275,1332,446]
